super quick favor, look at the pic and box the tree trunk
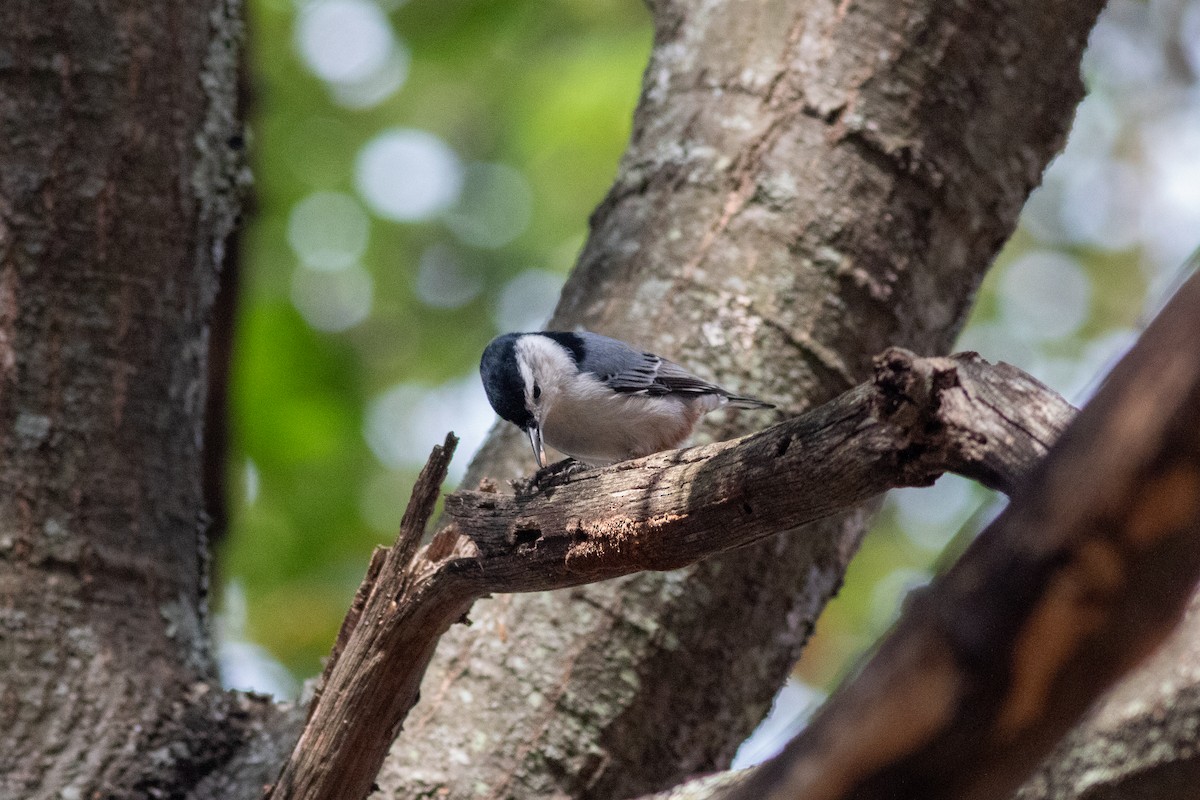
[725,270,1200,800]
[0,0,1139,798]
[0,1,248,797]
[374,1,1107,797]
[268,350,1077,800]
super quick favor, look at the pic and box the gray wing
[574,331,726,396]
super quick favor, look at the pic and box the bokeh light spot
[493,269,565,332]
[732,679,826,768]
[415,244,483,309]
[296,0,395,84]
[217,581,299,700]
[998,250,1093,342]
[1140,106,1200,268]
[891,475,981,552]
[364,376,496,483]
[243,459,261,506]
[355,129,464,222]
[331,44,410,109]
[286,191,370,271]
[290,264,374,332]
[444,162,534,249]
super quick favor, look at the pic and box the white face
[512,335,577,468]
[513,335,574,424]
[516,356,543,422]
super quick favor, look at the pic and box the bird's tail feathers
[725,394,775,410]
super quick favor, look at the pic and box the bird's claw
[537,457,591,484]
[512,458,590,494]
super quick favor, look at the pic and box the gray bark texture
[268,351,1075,800]
[374,1,1108,798]
[726,270,1200,800]
[0,1,256,798]
[26,0,1200,798]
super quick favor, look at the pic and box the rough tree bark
[270,350,1076,800]
[726,270,1200,800]
[374,1,1108,798]
[7,0,1168,798]
[0,1,255,797]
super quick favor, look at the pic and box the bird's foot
[512,458,591,494]
[538,457,591,482]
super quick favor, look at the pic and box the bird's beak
[526,424,546,469]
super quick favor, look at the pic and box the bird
[479,330,774,468]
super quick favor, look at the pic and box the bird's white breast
[539,374,722,465]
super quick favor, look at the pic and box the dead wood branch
[267,435,462,799]
[725,272,1200,800]
[267,349,1075,800]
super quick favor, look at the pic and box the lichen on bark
[373,1,1108,798]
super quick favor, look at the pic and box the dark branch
[267,350,1074,800]
[1016,589,1200,800]
[724,271,1200,800]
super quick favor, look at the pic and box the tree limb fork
[726,271,1200,800]
[269,348,1076,800]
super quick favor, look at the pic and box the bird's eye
[533,384,542,400]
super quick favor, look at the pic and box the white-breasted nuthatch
[480,330,774,467]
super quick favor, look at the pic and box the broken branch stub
[270,351,1077,800]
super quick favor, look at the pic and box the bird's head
[480,332,580,467]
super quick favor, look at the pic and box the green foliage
[225,0,1197,710]
[223,0,651,681]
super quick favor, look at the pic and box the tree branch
[380,1,1109,794]
[268,434,460,800]
[269,350,1074,800]
[723,271,1200,800]
[445,350,1069,581]
[1017,589,1200,800]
